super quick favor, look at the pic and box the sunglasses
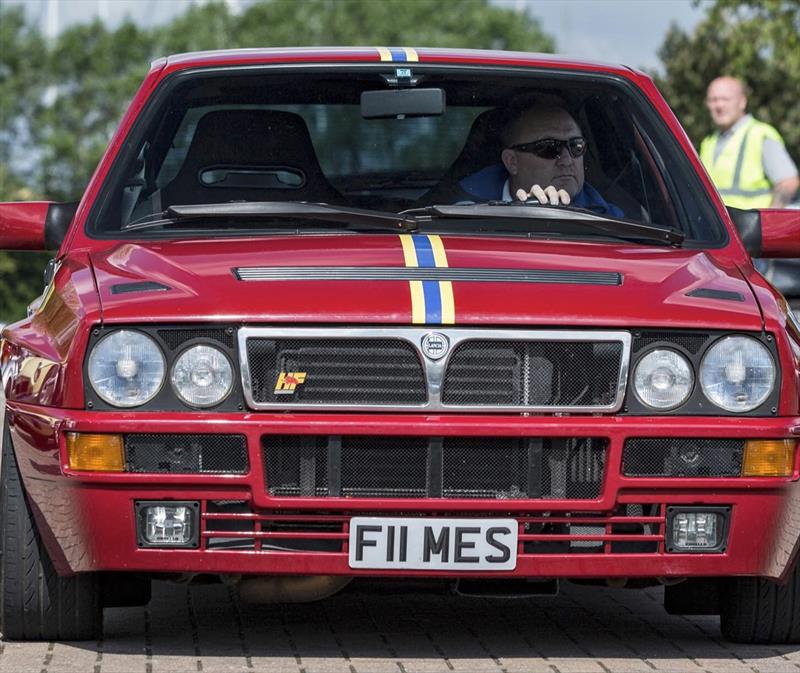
[509,137,587,159]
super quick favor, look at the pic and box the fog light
[666,507,729,553]
[136,501,199,548]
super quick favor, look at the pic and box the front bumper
[8,403,800,580]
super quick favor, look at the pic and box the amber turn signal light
[66,433,125,472]
[742,439,796,477]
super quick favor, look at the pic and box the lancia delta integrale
[2,47,800,643]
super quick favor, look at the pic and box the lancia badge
[421,332,449,360]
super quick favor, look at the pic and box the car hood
[89,234,761,330]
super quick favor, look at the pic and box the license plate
[348,517,518,571]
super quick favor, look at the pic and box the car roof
[156,46,643,80]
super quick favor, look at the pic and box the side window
[580,98,677,229]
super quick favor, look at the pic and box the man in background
[701,76,798,209]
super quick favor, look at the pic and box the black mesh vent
[263,436,606,499]
[442,340,622,407]
[340,437,428,497]
[443,437,530,499]
[632,331,709,354]
[125,434,248,473]
[263,435,328,495]
[246,338,426,405]
[622,438,744,477]
[157,327,235,350]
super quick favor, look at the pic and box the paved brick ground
[2,579,800,673]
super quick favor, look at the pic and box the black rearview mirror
[360,88,446,119]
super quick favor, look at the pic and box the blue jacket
[459,164,625,218]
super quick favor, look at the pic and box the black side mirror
[727,206,800,258]
[45,201,79,250]
[727,207,762,256]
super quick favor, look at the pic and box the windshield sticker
[399,234,455,325]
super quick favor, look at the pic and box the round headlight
[700,335,775,412]
[633,349,694,410]
[171,345,233,407]
[88,330,165,407]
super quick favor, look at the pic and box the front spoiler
[6,402,800,581]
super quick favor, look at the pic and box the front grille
[200,502,663,555]
[623,438,744,477]
[245,338,426,405]
[125,434,248,473]
[442,340,623,407]
[262,435,607,499]
[239,329,631,412]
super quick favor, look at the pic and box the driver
[458,104,624,216]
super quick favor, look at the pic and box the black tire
[0,419,102,641]
[720,564,800,644]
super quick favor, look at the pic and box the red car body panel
[3,47,800,586]
[0,201,50,250]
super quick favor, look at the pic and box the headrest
[160,108,341,205]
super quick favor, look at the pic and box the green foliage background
[1,0,798,324]
[655,0,800,162]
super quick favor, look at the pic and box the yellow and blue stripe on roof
[377,47,419,62]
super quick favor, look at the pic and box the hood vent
[111,281,170,295]
[233,266,622,286]
[686,288,744,302]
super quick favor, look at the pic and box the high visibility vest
[700,118,783,209]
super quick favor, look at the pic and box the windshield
[89,65,725,245]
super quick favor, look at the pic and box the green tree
[1,6,50,321]
[34,19,155,200]
[655,0,800,162]
[0,6,46,188]
[156,0,554,53]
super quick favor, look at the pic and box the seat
[417,108,505,204]
[159,109,342,208]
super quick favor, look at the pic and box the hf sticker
[274,371,307,395]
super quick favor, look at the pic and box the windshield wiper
[121,200,684,246]
[121,202,419,233]
[402,203,685,246]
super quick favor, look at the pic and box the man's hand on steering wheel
[515,184,571,205]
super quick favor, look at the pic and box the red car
[2,47,800,643]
